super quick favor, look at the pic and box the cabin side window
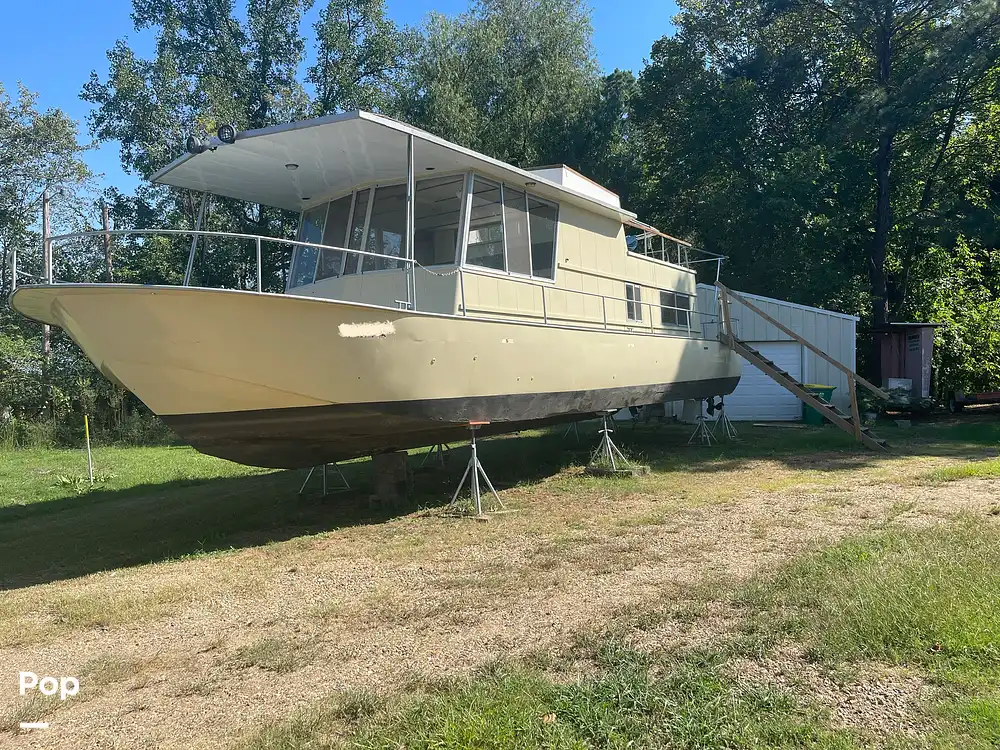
[314,194,353,281]
[660,290,691,327]
[463,174,558,280]
[414,174,465,266]
[289,204,327,288]
[626,283,643,322]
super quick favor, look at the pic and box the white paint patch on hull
[338,321,395,338]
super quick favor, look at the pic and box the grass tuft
[240,645,858,750]
[928,457,1000,482]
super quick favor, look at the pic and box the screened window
[466,177,505,271]
[503,187,531,275]
[414,174,464,267]
[528,196,557,280]
[342,188,371,275]
[660,291,691,327]
[290,205,327,287]
[315,194,353,281]
[362,184,407,272]
[626,283,642,322]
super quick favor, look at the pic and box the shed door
[726,342,803,421]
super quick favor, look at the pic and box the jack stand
[562,421,581,442]
[450,422,504,516]
[587,411,647,475]
[711,401,740,441]
[298,462,350,496]
[687,400,716,446]
[419,442,451,468]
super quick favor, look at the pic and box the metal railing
[453,267,720,339]
[13,227,723,341]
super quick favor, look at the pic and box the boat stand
[587,411,644,475]
[419,442,451,469]
[562,421,581,442]
[450,422,504,516]
[687,400,715,446]
[710,399,740,441]
[298,463,350,496]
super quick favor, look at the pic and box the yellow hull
[12,285,741,467]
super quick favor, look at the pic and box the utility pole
[42,188,51,358]
[102,200,113,282]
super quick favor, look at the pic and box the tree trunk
[869,17,894,383]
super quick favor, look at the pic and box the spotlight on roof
[217,124,237,144]
[186,135,207,155]
[525,180,537,187]
[285,163,299,171]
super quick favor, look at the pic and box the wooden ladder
[716,283,890,452]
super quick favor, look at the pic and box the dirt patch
[731,646,935,739]
[0,457,996,748]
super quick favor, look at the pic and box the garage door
[725,342,803,421]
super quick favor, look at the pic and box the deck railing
[12,227,724,341]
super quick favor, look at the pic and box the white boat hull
[12,285,741,467]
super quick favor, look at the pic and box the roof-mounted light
[285,163,299,171]
[217,124,237,144]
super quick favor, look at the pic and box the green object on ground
[803,384,836,425]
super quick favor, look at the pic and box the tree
[403,0,602,169]
[0,83,91,299]
[632,0,1000,377]
[308,0,417,115]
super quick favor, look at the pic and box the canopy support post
[405,133,416,311]
[183,192,208,287]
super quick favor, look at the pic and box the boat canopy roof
[151,110,645,225]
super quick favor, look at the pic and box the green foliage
[741,522,1000,671]
[907,239,1000,394]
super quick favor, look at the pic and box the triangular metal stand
[710,400,740,441]
[298,463,350,496]
[562,421,581,442]
[687,400,715,446]
[450,423,505,516]
[419,442,451,468]
[588,411,634,471]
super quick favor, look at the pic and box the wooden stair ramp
[716,283,890,452]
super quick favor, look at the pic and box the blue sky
[0,0,677,192]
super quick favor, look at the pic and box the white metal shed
[696,284,859,419]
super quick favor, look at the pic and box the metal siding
[693,285,857,412]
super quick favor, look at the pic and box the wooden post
[848,375,863,441]
[102,201,113,282]
[719,285,734,347]
[42,188,51,358]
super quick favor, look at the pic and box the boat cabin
[151,111,714,337]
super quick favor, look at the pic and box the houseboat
[11,111,741,468]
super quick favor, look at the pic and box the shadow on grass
[1,415,996,590]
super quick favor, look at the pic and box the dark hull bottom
[162,376,739,469]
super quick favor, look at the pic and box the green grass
[739,520,1000,748]
[241,645,859,750]
[928,457,1000,481]
[741,521,1000,668]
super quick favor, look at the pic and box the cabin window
[626,283,643,322]
[315,194,353,281]
[362,183,407,272]
[503,186,532,275]
[290,204,327,287]
[660,290,691,327]
[414,174,464,266]
[466,177,506,271]
[528,196,557,279]
[343,188,371,275]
